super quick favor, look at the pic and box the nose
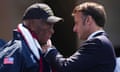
[73,25,77,32]
[50,28,54,34]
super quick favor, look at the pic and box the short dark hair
[72,2,107,27]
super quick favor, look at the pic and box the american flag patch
[3,57,14,64]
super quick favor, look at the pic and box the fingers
[42,39,52,53]
[47,39,52,47]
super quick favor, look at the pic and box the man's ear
[86,15,92,25]
[28,20,36,31]
[23,20,33,29]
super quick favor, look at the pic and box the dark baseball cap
[23,3,63,23]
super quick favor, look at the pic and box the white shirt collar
[87,29,105,40]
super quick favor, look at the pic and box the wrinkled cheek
[38,35,48,44]
[40,33,51,41]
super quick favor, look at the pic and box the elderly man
[0,3,62,72]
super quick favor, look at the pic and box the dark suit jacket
[45,32,116,72]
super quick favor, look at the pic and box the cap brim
[47,16,63,23]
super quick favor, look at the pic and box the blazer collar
[87,30,106,40]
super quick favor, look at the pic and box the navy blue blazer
[45,32,116,72]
